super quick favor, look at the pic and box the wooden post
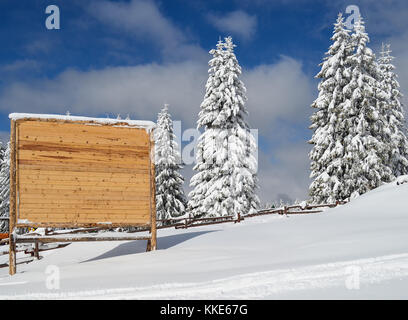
[235,212,241,223]
[148,130,157,251]
[9,120,17,275]
[34,241,40,259]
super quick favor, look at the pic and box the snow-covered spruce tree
[340,16,393,198]
[0,142,10,233]
[154,104,187,222]
[309,13,354,203]
[188,37,259,218]
[377,43,408,177]
[310,14,395,203]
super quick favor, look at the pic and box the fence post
[34,241,40,260]
[9,119,17,275]
[235,212,241,223]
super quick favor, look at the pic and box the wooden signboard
[8,113,157,275]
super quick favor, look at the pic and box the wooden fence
[0,200,347,269]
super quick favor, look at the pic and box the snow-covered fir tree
[309,13,354,203]
[154,104,187,222]
[310,14,395,204]
[377,43,408,177]
[188,37,259,218]
[341,16,394,198]
[0,142,10,232]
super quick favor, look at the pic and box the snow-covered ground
[1,180,408,299]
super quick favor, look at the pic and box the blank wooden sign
[9,113,156,228]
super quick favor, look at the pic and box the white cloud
[88,0,206,61]
[0,59,42,73]
[89,0,184,44]
[24,38,56,55]
[258,143,312,204]
[244,56,315,134]
[0,56,313,134]
[0,62,208,126]
[207,10,257,40]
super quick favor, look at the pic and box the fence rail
[155,201,347,229]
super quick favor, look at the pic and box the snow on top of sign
[9,113,156,130]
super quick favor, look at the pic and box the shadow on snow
[82,230,218,263]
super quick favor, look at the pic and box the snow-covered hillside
[1,180,408,299]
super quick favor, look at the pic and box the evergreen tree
[154,104,186,222]
[341,16,393,198]
[377,43,408,177]
[309,13,354,203]
[0,142,10,232]
[188,37,259,217]
[309,14,394,203]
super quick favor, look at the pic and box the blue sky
[1,0,408,202]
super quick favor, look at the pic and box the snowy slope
[1,180,408,299]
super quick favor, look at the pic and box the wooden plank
[149,131,157,251]
[20,208,150,214]
[19,184,150,193]
[19,188,150,195]
[19,179,149,189]
[19,202,150,209]
[19,172,149,186]
[19,168,149,178]
[17,118,150,135]
[18,164,149,174]
[18,161,149,173]
[18,220,150,227]
[19,176,149,187]
[19,218,150,226]
[19,216,151,224]
[17,117,151,132]
[18,123,149,145]
[18,139,149,153]
[18,159,149,170]
[19,199,150,205]
[19,214,150,223]
[20,192,150,201]
[19,204,151,211]
[16,236,152,243]
[17,151,149,167]
[16,222,150,228]
[19,136,147,148]
[9,120,17,275]
[19,211,150,218]
[18,145,149,158]
[20,180,149,189]
[18,214,150,221]
[18,138,149,151]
